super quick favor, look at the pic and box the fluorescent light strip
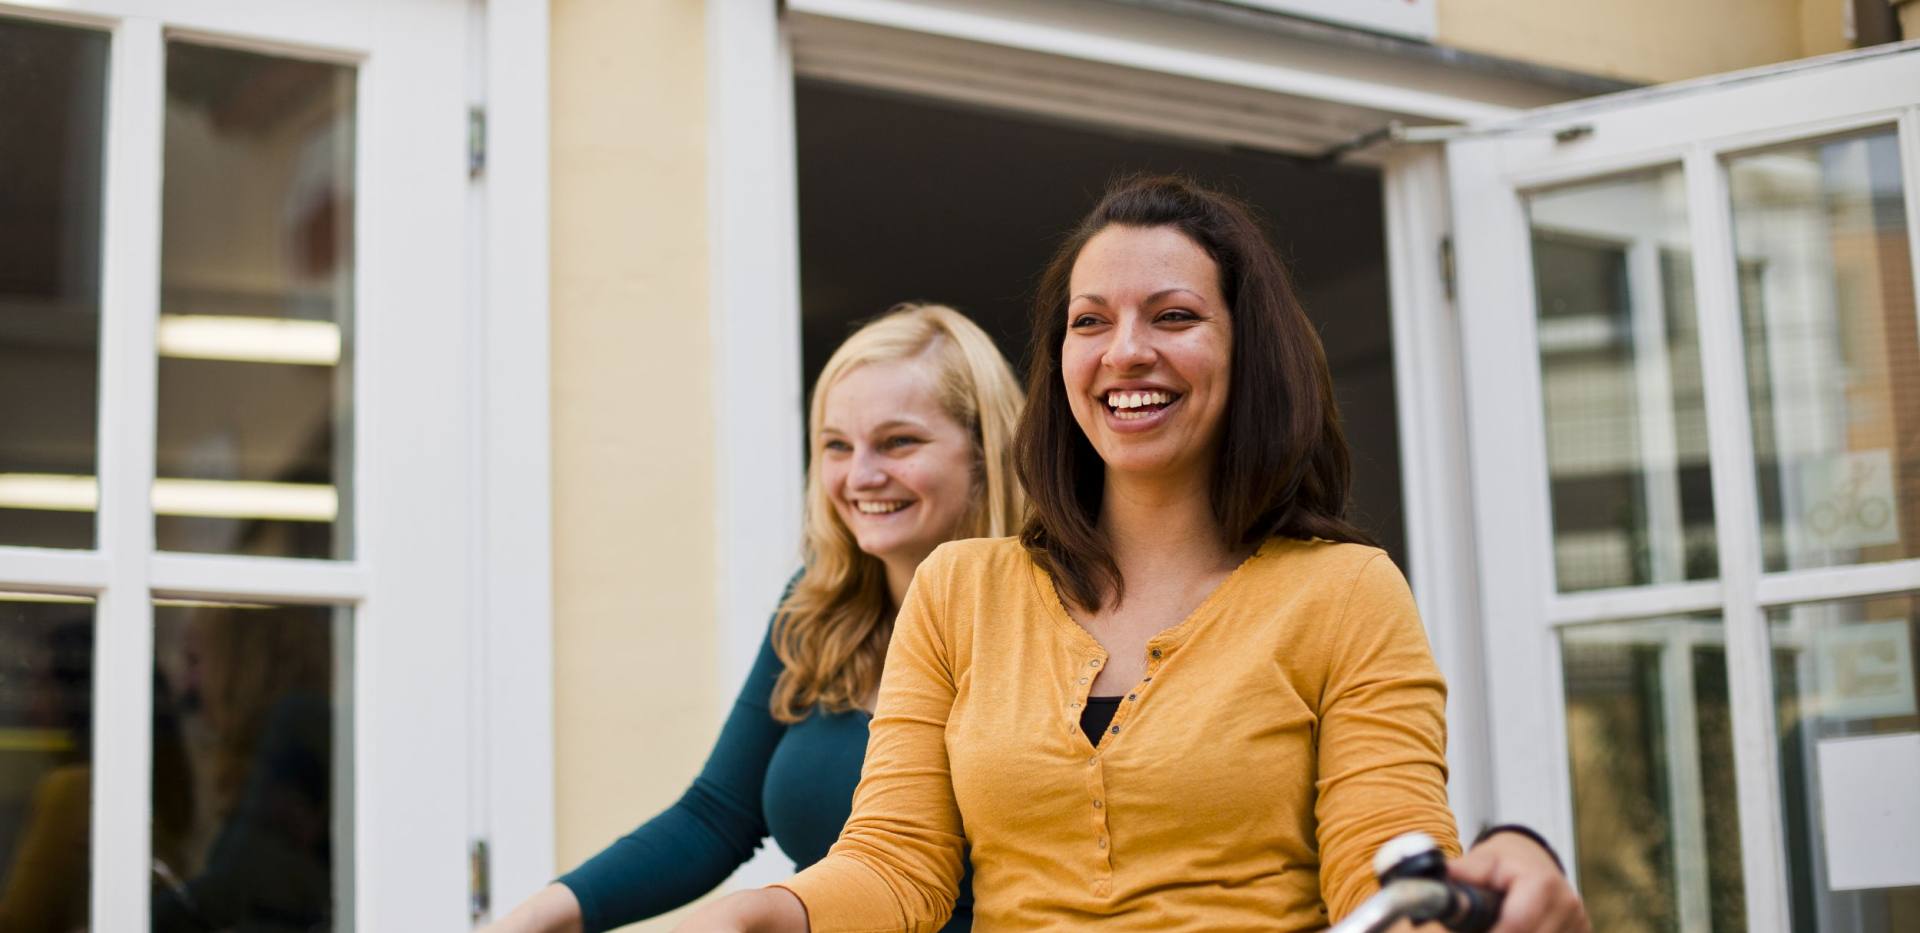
[153,478,338,522]
[153,598,278,610]
[0,473,337,522]
[156,314,342,366]
[0,473,95,511]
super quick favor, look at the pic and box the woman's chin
[853,532,913,564]
[1098,450,1186,480]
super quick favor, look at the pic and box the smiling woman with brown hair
[678,176,1586,932]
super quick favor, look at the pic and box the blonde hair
[771,303,1024,722]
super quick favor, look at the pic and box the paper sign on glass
[1816,620,1918,721]
[1816,733,1920,891]
[1797,449,1900,551]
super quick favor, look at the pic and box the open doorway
[794,79,1407,568]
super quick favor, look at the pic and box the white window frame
[0,1,554,928]
[1448,41,1920,933]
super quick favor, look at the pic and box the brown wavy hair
[1015,175,1374,612]
[771,303,1025,722]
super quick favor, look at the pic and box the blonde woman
[484,303,1022,933]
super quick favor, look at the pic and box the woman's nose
[850,452,888,489]
[1103,318,1155,370]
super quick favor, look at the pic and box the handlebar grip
[1444,881,1503,933]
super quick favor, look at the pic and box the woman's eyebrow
[1146,287,1205,305]
[1069,289,1205,306]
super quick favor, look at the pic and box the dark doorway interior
[794,80,1407,570]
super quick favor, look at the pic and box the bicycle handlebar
[1324,832,1504,933]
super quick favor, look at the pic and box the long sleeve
[776,548,967,933]
[557,608,792,932]
[1312,553,1460,920]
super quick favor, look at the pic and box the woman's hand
[671,887,809,933]
[477,883,584,933]
[1444,831,1588,932]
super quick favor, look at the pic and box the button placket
[1085,750,1113,887]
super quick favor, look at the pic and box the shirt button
[1149,648,1163,659]
[1098,836,1108,849]
[1070,701,1081,709]
[1089,756,1098,766]
[1127,693,1137,701]
[1109,725,1121,735]
[1078,676,1089,685]
[1093,800,1103,809]
[1089,659,1101,668]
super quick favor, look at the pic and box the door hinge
[469,837,491,924]
[1439,234,1457,303]
[469,106,487,179]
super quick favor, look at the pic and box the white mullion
[1754,557,1920,607]
[0,547,112,593]
[1546,579,1724,625]
[147,553,368,603]
[1684,143,1791,932]
[91,15,163,931]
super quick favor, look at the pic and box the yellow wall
[1437,0,1853,84]
[550,0,716,927]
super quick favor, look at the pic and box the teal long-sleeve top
[556,603,974,932]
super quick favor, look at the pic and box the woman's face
[1063,224,1232,485]
[818,359,977,570]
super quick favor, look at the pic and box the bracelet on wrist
[1472,823,1566,874]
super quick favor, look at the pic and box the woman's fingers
[1449,832,1589,932]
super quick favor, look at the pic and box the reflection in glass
[1769,595,1920,930]
[0,595,94,931]
[1730,130,1918,572]
[0,21,107,549]
[152,602,350,931]
[157,43,355,559]
[1529,167,1718,592]
[1561,615,1745,932]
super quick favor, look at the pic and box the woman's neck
[1099,469,1236,584]
[883,555,916,610]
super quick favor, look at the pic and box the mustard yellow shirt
[779,536,1459,932]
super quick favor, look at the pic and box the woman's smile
[1100,387,1183,429]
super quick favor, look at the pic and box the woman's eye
[1158,309,1198,323]
[822,439,851,453]
[882,436,923,451]
[1070,314,1103,329]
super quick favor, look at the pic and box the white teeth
[854,500,907,514]
[1106,390,1172,410]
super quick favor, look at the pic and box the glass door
[0,1,475,928]
[1451,44,1920,933]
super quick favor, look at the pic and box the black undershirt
[1080,695,1124,747]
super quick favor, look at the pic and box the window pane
[0,20,107,549]
[152,601,351,931]
[0,594,94,930]
[157,43,355,559]
[1730,130,1918,573]
[1769,595,1920,930]
[1562,615,1746,932]
[1530,167,1718,592]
